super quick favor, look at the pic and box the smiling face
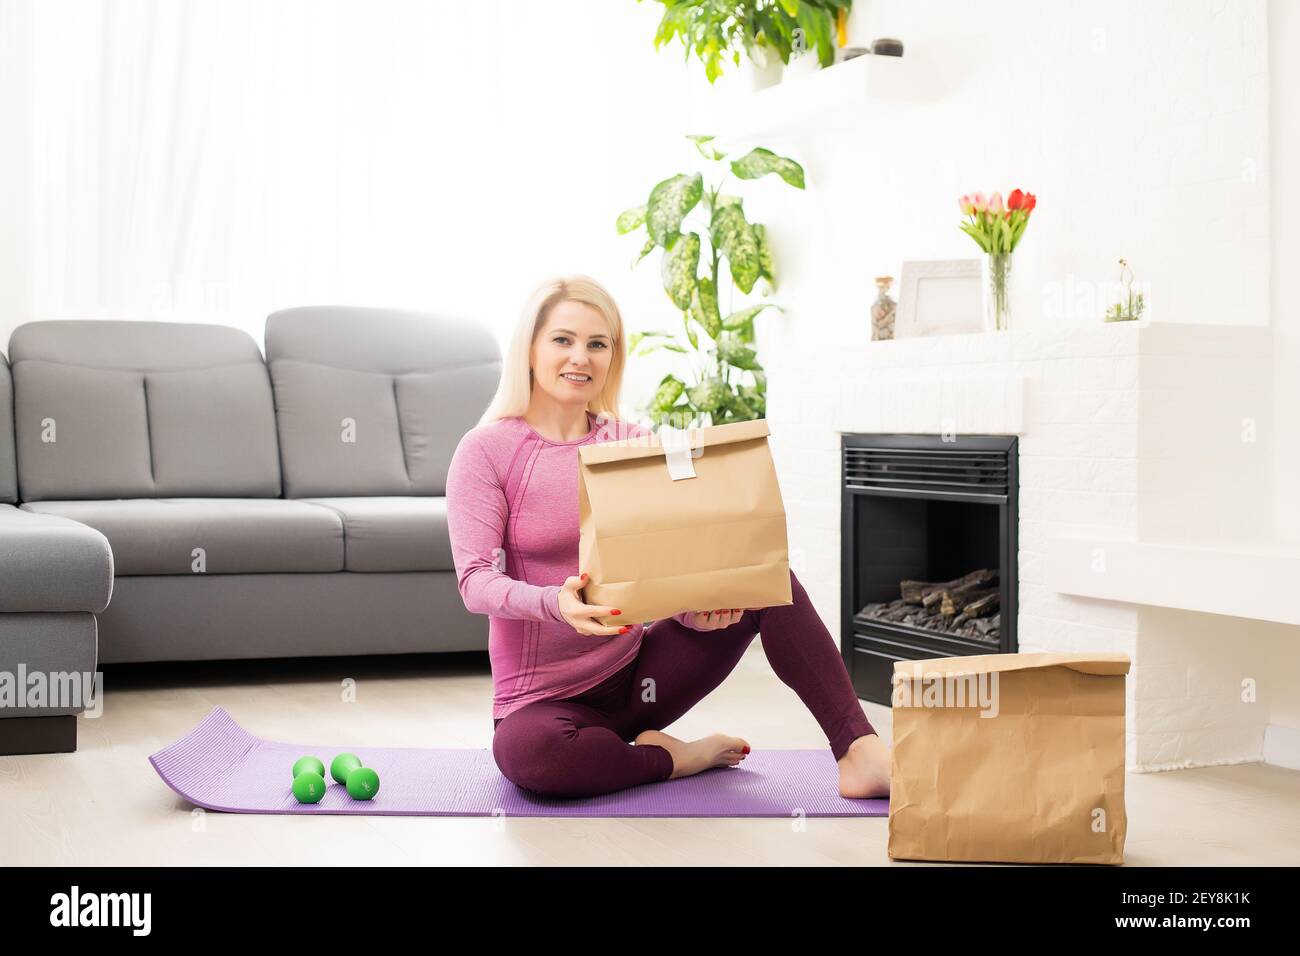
[529,299,613,408]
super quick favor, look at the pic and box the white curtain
[8,0,501,339]
[0,0,704,353]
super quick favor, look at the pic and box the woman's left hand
[682,608,760,631]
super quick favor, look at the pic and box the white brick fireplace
[764,322,1296,772]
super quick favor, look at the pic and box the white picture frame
[895,258,984,337]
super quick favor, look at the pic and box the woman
[445,274,891,799]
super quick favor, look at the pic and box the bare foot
[837,733,891,798]
[634,729,750,780]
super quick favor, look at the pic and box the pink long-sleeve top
[446,409,698,720]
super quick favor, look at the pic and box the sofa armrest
[0,505,114,613]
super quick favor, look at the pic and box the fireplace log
[924,576,996,611]
[900,569,996,605]
[953,592,999,625]
[940,587,998,617]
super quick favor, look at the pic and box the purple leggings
[491,569,876,798]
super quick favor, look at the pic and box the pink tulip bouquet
[958,189,1036,254]
[957,189,1037,330]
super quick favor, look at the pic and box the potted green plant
[616,134,805,428]
[641,0,851,84]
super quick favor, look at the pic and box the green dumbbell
[345,766,380,801]
[291,770,327,804]
[330,752,363,785]
[292,755,326,781]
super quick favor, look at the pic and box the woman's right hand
[558,572,631,636]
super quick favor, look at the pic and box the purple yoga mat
[149,706,890,817]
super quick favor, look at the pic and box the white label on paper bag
[660,425,697,481]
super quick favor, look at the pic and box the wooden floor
[3,645,1298,866]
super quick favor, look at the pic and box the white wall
[1136,606,1300,769]
[724,0,1269,359]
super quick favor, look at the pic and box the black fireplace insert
[840,433,1018,705]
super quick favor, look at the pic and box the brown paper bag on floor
[888,652,1131,865]
[577,418,792,626]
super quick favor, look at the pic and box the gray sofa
[1,308,501,755]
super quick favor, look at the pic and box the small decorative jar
[871,276,897,340]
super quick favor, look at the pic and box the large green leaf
[710,204,760,294]
[717,333,760,371]
[753,223,776,289]
[636,341,688,356]
[650,375,686,414]
[661,232,700,310]
[616,204,646,235]
[661,401,697,430]
[688,377,728,413]
[646,172,703,245]
[628,330,676,352]
[722,302,778,329]
[729,147,805,189]
[740,384,766,416]
[795,2,836,66]
[690,276,722,339]
[723,388,756,419]
[755,7,794,62]
[723,303,779,345]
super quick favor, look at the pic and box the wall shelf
[693,52,933,144]
[1046,536,1300,627]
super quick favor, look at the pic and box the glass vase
[983,252,1013,332]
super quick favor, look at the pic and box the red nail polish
[611,609,621,615]
[742,745,751,754]
[619,626,630,634]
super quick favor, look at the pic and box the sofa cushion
[265,307,500,498]
[266,362,411,497]
[14,362,154,498]
[20,499,344,575]
[9,320,281,500]
[301,497,452,572]
[0,504,113,612]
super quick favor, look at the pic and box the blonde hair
[477,274,629,426]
